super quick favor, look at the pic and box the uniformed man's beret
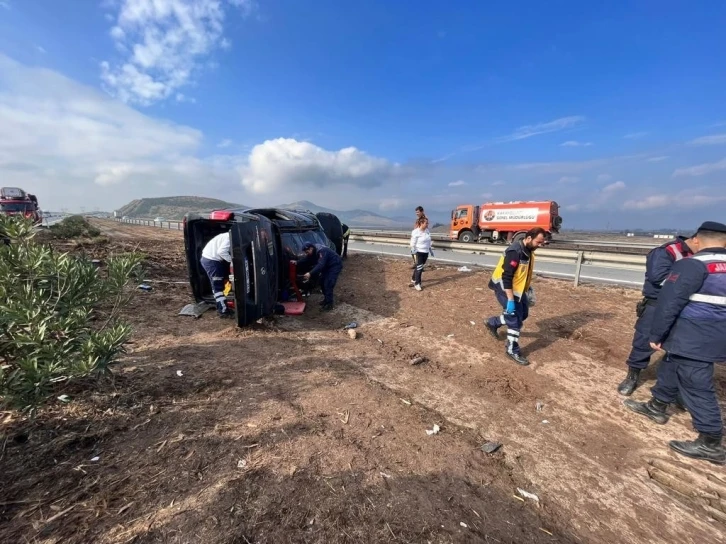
[697,221,726,234]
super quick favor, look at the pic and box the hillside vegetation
[117,196,243,220]
[116,197,411,227]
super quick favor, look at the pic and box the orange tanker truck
[449,200,562,244]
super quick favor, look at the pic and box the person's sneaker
[409,280,415,287]
[414,284,422,291]
[506,352,529,366]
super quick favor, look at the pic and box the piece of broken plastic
[426,424,441,436]
[517,488,540,502]
[178,301,213,318]
[481,441,502,454]
[457,266,472,272]
[344,321,358,330]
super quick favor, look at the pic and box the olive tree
[0,215,143,412]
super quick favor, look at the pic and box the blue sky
[0,0,725,228]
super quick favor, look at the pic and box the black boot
[669,433,726,465]
[484,321,500,340]
[623,397,670,424]
[617,367,641,396]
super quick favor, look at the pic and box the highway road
[348,240,645,288]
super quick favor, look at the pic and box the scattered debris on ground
[1,220,724,544]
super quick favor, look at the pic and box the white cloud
[0,1,10,9]
[558,176,579,184]
[560,140,592,147]
[603,181,626,192]
[481,192,493,199]
[672,158,726,177]
[596,174,612,182]
[0,54,242,208]
[688,134,726,146]
[448,180,466,187]
[623,194,726,211]
[491,180,505,186]
[217,138,233,148]
[646,156,668,162]
[624,131,648,139]
[239,138,405,194]
[497,116,585,143]
[100,0,254,105]
[36,45,46,54]
[563,204,581,211]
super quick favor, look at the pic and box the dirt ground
[1,220,725,544]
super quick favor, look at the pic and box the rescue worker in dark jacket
[341,223,350,259]
[298,242,343,311]
[484,227,547,366]
[624,221,726,465]
[618,234,699,395]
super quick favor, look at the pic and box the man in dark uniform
[341,223,350,259]
[484,228,547,366]
[624,221,726,465]
[618,233,699,395]
[298,241,343,311]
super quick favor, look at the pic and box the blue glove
[505,300,516,314]
[429,248,435,257]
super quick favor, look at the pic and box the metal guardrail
[117,218,184,230]
[353,229,658,250]
[113,218,645,287]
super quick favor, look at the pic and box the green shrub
[0,215,143,412]
[49,215,101,239]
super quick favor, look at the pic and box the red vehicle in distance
[0,187,42,225]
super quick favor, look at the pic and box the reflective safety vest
[490,242,535,299]
[684,254,726,310]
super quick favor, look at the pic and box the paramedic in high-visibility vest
[624,221,726,465]
[484,227,547,366]
[200,232,234,318]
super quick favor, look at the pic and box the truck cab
[183,207,343,327]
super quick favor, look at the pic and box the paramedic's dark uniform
[626,237,693,370]
[341,223,350,258]
[299,244,343,307]
[486,240,534,364]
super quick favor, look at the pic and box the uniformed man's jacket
[490,241,535,299]
[303,243,343,276]
[651,248,726,362]
[642,237,693,299]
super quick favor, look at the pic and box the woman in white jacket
[410,217,433,290]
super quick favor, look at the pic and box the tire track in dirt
[276,301,724,544]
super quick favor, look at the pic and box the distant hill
[276,200,409,228]
[116,196,414,228]
[116,197,245,220]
